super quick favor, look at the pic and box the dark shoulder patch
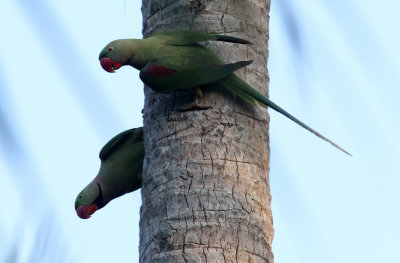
[137,128,144,140]
[99,127,143,160]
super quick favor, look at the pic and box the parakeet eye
[108,46,114,52]
[78,195,82,199]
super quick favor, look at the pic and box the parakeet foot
[179,88,212,111]
[179,98,212,111]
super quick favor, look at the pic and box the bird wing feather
[139,59,253,93]
[99,128,143,160]
[149,30,252,46]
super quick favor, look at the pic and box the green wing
[99,127,144,160]
[150,30,252,46]
[139,60,252,93]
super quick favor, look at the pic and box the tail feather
[221,75,352,156]
[228,84,257,106]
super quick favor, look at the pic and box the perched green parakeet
[75,127,144,219]
[99,30,350,155]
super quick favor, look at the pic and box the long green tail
[221,75,352,156]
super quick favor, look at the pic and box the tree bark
[140,1,273,262]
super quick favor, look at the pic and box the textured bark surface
[139,0,273,262]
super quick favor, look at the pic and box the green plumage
[75,127,144,219]
[99,30,350,155]
[150,30,252,45]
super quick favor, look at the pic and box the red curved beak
[76,204,98,219]
[100,58,123,73]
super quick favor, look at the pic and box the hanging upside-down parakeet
[99,30,350,155]
[75,127,144,219]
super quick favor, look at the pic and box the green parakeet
[99,30,350,155]
[75,127,144,219]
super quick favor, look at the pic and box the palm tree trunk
[140,0,273,262]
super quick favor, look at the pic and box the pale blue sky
[1,0,399,262]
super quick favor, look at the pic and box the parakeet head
[74,178,103,219]
[99,39,135,73]
[74,127,144,219]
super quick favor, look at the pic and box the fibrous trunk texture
[140,0,272,262]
